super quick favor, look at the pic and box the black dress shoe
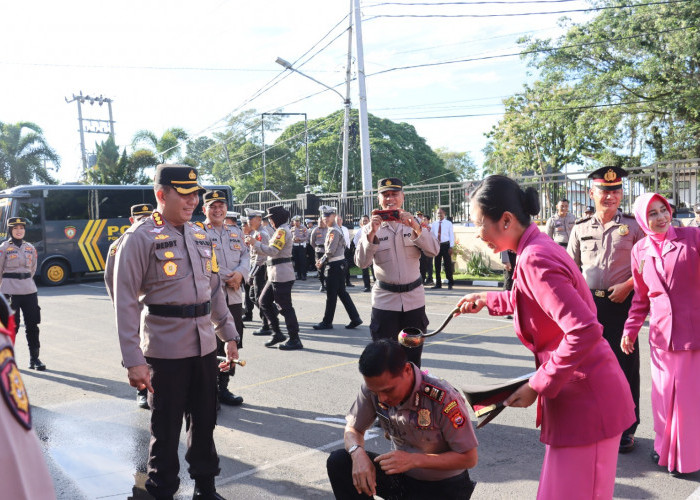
[252,328,273,336]
[137,388,150,409]
[363,287,371,292]
[619,434,635,454]
[279,339,304,350]
[218,390,244,406]
[319,286,327,292]
[242,314,253,322]
[429,285,442,290]
[192,486,226,499]
[346,282,355,287]
[651,451,660,465]
[301,276,307,281]
[345,319,363,329]
[265,332,287,347]
[448,284,453,290]
[312,323,333,330]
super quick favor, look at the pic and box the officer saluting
[245,205,303,350]
[567,166,645,454]
[355,178,440,367]
[112,164,239,499]
[312,206,362,330]
[203,189,250,407]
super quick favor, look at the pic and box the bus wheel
[41,260,69,286]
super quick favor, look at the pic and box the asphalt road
[13,277,700,499]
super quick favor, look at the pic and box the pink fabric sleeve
[486,290,513,316]
[622,243,650,343]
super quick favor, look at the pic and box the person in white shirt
[430,209,455,289]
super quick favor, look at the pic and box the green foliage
[132,127,189,164]
[464,250,493,277]
[434,149,479,181]
[86,135,154,185]
[0,121,60,187]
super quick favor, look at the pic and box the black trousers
[145,351,220,497]
[593,292,640,436]
[327,449,475,500]
[434,242,454,286]
[292,245,307,278]
[420,252,433,282]
[345,245,354,285]
[260,279,299,336]
[249,266,270,328]
[243,282,253,316]
[370,306,427,367]
[217,302,244,380]
[8,292,41,350]
[315,251,326,287]
[323,261,360,324]
[362,265,375,289]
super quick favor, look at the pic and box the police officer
[689,203,700,227]
[326,340,478,499]
[545,198,576,247]
[113,164,239,499]
[567,166,645,454]
[240,215,255,322]
[291,215,308,280]
[245,208,273,337]
[104,203,154,409]
[245,205,303,351]
[355,178,440,367]
[203,189,250,407]
[337,214,354,287]
[0,217,44,371]
[0,294,56,499]
[310,217,328,292]
[312,206,362,331]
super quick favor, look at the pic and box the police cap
[588,166,628,191]
[7,217,29,228]
[377,177,404,193]
[203,189,228,206]
[319,205,337,216]
[154,164,205,195]
[244,207,265,219]
[130,204,154,218]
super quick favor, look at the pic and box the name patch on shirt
[155,240,177,250]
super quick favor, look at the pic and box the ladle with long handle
[398,307,461,348]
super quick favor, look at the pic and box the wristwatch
[348,444,362,455]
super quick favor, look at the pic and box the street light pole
[276,57,351,200]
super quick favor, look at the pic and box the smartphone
[372,209,401,222]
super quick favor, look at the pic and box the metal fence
[233,158,700,225]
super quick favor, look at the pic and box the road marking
[79,283,108,290]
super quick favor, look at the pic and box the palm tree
[131,127,188,164]
[0,121,60,187]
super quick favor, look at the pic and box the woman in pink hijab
[622,193,700,474]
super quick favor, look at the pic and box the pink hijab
[633,193,676,254]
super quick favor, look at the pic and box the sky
[1,0,593,186]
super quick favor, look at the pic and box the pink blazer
[623,227,700,351]
[487,224,635,447]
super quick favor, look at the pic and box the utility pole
[65,92,115,178]
[341,0,353,201]
[353,0,373,213]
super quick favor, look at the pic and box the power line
[365,0,580,5]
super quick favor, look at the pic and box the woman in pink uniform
[457,175,635,499]
[621,193,700,475]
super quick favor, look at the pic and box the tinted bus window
[45,190,89,220]
[96,188,153,219]
[15,200,43,247]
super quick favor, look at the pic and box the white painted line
[79,283,108,290]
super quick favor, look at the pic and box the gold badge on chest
[618,224,629,236]
[417,408,431,428]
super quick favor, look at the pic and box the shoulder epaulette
[193,221,205,230]
[152,211,164,227]
[575,216,592,225]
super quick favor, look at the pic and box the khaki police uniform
[0,237,42,367]
[291,223,309,280]
[248,228,271,332]
[316,223,361,328]
[327,364,478,499]
[310,224,328,290]
[545,212,576,247]
[355,220,439,367]
[113,211,239,497]
[0,329,56,499]
[252,222,301,347]
[567,209,645,438]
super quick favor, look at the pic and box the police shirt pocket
[581,240,598,253]
[154,248,184,280]
[402,233,421,258]
[374,247,392,265]
[5,251,20,269]
[197,246,214,277]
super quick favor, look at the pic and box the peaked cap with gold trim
[588,166,628,191]
[154,164,205,195]
[377,177,404,193]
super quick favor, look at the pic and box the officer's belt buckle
[594,289,606,298]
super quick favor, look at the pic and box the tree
[434,149,478,181]
[132,127,188,164]
[86,135,154,185]
[184,136,216,179]
[0,121,60,187]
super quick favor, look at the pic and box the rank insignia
[152,211,164,227]
[450,411,465,429]
[164,251,174,258]
[443,400,458,415]
[423,384,445,404]
[194,233,206,240]
[234,244,241,250]
[163,261,178,276]
[417,408,431,428]
[206,259,212,272]
[619,224,629,236]
[154,234,169,240]
[1,352,31,430]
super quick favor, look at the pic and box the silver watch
[348,444,362,455]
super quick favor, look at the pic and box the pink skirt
[537,434,620,499]
[651,347,700,473]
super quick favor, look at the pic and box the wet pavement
[14,278,700,499]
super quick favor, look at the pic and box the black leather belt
[148,301,211,318]
[377,277,423,293]
[558,242,568,248]
[270,257,292,266]
[591,289,611,298]
[2,272,31,279]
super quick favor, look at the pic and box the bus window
[0,197,10,238]
[95,188,152,219]
[16,200,43,247]
[45,190,89,220]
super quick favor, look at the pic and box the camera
[372,209,401,222]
